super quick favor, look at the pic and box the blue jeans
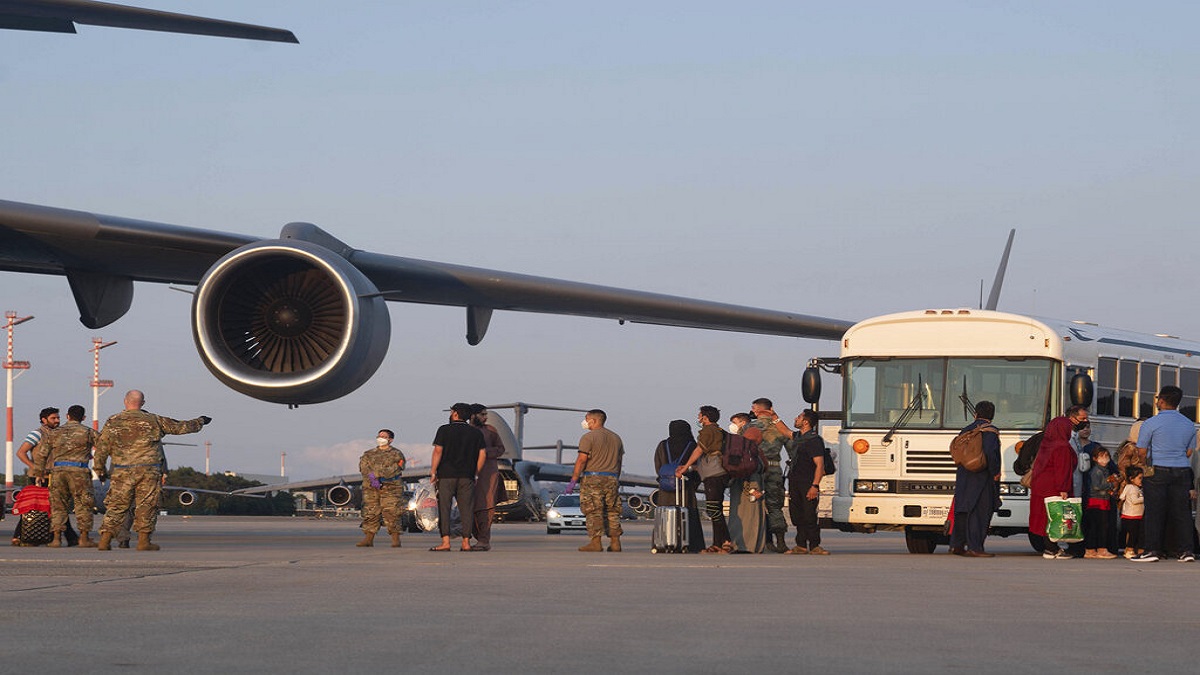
[1142,466,1194,555]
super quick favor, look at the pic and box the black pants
[950,505,991,552]
[436,477,475,539]
[1083,506,1112,549]
[1120,517,1143,551]
[702,474,730,547]
[788,481,820,549]
[1142,466,1193,555]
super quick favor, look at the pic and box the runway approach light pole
[89,339,118,431]
[4,312,34,507]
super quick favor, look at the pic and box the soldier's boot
[78,533,98,548]
[97,532,113,551]
[356,531,375,547]
[136,533,160,551]
[578,536,603,552]
[47,532,62,548]
[607,535,622,552]
[390,532,401,548]
[772,532,788,553]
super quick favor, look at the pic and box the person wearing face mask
[567,409,625,552]
[728,412,751,435]
[356,429,406,548]
[677,406,731,553]
[1066,405,1092,557]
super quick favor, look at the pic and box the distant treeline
[165,467,296,516]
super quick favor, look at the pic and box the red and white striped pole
[89,338,117,430]
[4,312,34,507]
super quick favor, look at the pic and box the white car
[545,494,586,534]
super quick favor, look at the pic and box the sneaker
[1042,549,1059,559]
[1130,551,1160,562]
[1179,552,1195,563]
[1053,549,1072,559]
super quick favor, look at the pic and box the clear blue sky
[2,1,1197,478]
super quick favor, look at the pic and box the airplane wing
[231,468,432,496]
[516,460,658,490]
[0,199,855,405]
[162,485,265,499]
[0,0,298,42]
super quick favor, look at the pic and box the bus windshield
[845,357,1055,431]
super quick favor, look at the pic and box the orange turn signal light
[852,438,870,455]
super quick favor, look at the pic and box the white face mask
[581,419,591,430]
[376,437,390,447]
[727,422,742,434]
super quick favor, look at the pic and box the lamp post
[4,312,34,507]
[89,338,117,430]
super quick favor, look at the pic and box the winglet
[984,229,1015,311]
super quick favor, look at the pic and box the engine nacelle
[326,484,358,508]
[177,490,197,507]
[192,239,391,405]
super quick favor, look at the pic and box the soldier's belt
[766,460,782,467]
[53,461,89,468]
[112,463,162,469]
[379,475,403,482]
[583,471,619,477]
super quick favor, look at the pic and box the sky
[2,1,1198,481]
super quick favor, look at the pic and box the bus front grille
[904,450,956,475]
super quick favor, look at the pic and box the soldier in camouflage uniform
[568,410,625,552]
[750,398,794,553]
[94,390,209,551]
[356,429,406,548]
[35,405,99,548]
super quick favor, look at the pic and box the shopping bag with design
[1044,496,1083,543]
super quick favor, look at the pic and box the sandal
[701,545,722,554]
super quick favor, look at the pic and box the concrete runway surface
[2,516,1197,673]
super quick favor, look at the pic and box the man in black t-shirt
[785,409,827,555]
[430,403,486,552]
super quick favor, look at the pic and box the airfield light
[89,338,118,431]
[4,312,34,507]
[852,438,871,455]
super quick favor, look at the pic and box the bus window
[1096,358,1116,416]
[845,358,944,429]
[1181,368,1200,422]
[1118,360,1137,418]
[1161,366,1178,388]
[1139,363,1158,419]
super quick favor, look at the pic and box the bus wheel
[1028,532,1045,553]
[904,528,937,554]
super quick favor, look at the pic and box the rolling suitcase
[651,475,689,553]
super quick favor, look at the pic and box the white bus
[802,308,1200,554]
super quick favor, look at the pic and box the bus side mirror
[801,366,822,404]
[1070,373,1094,408]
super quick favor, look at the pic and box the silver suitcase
[651,475,689,553]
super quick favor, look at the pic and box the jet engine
[192,239,391,405]
[326,484,359,508]
[177,490,197,507]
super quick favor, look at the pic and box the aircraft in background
[0,0,297,42]
[0,199,852,407]
[233,403,657,529]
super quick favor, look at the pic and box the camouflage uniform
[36,421,99,534]
[95,409,204,536]
[752,419,789,537]
[580,475,622,539]
[359,446,406,535]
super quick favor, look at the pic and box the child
[1119,466,1145,559]
[1083,446,1117,559]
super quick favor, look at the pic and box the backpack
[822,446,837,476]
[657,441,695,491]
[949,423,996,473]
[722,431,764,480]
[1013,431,1043,476]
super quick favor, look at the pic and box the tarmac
[2,516,1199,673]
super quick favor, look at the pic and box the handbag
[1044,496,1084,543]
[695,452,726,479]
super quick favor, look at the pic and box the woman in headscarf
[1029,416,1077,559]
[652,420,706,552]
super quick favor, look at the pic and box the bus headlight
[998,483,1029,496]
[854,480,893,493]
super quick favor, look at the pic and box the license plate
[924,506,950,520]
